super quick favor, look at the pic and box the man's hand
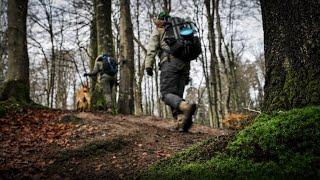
[185,77,192,85]
[146,68,153,76]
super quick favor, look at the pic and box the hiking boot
[178,101,197,132]
[176,114,185,131]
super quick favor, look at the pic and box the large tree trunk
[261,0,320,112]
[91,0,114,110]
[96,0,113,56]
[118,0,134,114]
[0,0,30,102]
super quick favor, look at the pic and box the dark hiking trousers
[160,58,190,118]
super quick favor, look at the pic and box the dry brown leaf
[95,164,103,171]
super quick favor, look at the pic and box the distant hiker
[145,11,201,132]
[84,53,118,112]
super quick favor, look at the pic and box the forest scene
[0,0,319,179]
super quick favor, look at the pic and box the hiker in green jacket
[145,11,199,132]
[85,54,117,111]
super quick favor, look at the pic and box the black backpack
[101,54,118,76]
[162,17,202,61]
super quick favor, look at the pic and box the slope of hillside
[142,106,320,179]
[0,109,226,179]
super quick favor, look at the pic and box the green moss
[142,106,320,179]
[228,107,320,160]
[0,98,45,117]
[265,62,320,112]
[0,80,44,116]
[91,85,107,110]
[0,104,5,117]
[0,80,30,102]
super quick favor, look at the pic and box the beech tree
[0,0,30,102]
[91,0,115,110]
[118,0,135,114]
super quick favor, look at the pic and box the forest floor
[0,109,227,179]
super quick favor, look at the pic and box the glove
[146,68,153,76]
[84,73,89,77]
[185,77,192,85]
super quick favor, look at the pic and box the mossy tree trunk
[91,0,114,110]
[261,0,320,112]
[0,0,30,102]
[118,0,134,114]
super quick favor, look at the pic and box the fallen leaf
[48,159,55,165]
[95,164,103,171]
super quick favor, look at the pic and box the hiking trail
[0,109,227,179]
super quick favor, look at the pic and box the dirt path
[0,110,227,179]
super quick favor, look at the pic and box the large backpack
[101,54,118,76]
[162,17,202,61]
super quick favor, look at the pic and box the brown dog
[76,85,91,111]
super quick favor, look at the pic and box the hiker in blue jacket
[84,54,118,111]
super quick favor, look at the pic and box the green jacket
[145,27,171,69]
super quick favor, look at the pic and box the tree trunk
[151,77,154,115]
[0,0,30,102]
[261,0,320,112]
[89,18,98,92]
[96,0,113,56]
[0,0,7,86]
[134,0,143,116]
[215,0,228,119]
[145,78,149,115]
[91,0,114,110]
[154,63,162,117]
[205,0,220,128]
[118,0,134,114]
[55,53,63,108]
